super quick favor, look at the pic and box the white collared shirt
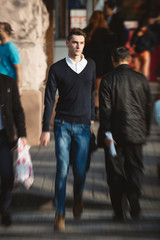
[65,54,87,74]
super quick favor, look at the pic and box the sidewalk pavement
[0,120,160,240]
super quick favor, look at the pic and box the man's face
[140,26,147,33]
[66,35,85,58]
[0,24,7,41]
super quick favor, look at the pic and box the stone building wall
[0,0,49,90]
[0,0,50,145]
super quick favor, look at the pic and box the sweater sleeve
[91,60,96,121]
[42,65,57,131]
[12,80,26,137]
[87,58,96,121]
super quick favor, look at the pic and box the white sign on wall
[124,21,138,29]
[70,9,87,29]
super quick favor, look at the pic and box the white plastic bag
[154,99,160,126]
[15,138,34,189]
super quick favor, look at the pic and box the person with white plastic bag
[0,73,27,226]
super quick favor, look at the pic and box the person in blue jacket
[0,22,22,93]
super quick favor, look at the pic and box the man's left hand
[20,137,27,146]
[91,120,94,133]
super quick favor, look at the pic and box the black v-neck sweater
[42,58,95,131]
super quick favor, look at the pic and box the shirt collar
[66,54,87,67]
[65,54,87,74]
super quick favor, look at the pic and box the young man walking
[40,28,95,231]
[98,46,152,221]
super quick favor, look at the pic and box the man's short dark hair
[104,0,116,9]
[67,28,86,41]
[112,46,130,63]
[139,18,148,28]
[0,22,13,35]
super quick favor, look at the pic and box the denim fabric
[54,119,91,215]
[0,132,14,211]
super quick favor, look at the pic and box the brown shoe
[73,194,83,219]
[54,213,65,232]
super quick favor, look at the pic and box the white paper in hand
[105,132,117,157]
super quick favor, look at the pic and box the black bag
[70,132,97,172]
[86,132,97,172]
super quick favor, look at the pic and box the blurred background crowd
[1,0,160,144]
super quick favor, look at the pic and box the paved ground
[0,119,160,240]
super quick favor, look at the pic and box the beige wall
[0,0,50,145]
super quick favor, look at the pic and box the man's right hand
[40,132,50,147]
[104,137,116,148]
[104,137,112,147]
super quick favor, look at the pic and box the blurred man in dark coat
[0,73,26,226]
[98,47,152,220]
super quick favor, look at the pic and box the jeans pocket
[54,119,62,132]
[82,124,91,131]
[54,119,61,124]
[54,119,65,126]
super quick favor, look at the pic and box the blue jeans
[54,119,91,215]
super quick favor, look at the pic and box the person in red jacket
[131,19,156,80]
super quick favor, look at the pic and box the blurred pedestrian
[98,47,152,220]
[0,73,27,226]
[131,19,156,80]
[149,15,160,82]
[154,83,160,181]
[83,10,114,120]
[40,28,95,231]
[103,0,127,47]
[0,22,22,93]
